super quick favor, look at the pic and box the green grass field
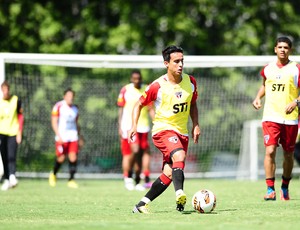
[0,178,300,230]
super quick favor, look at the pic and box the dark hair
[131,69,141,76]
[275,36,292,48]
[1,80,10,88]
[64,88,75,96]
[162,45,183,62]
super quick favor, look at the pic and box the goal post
[1,53,300,180]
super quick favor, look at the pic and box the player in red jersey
[49,88,83,188]
[130,45,201,213]
[253,36,300,201]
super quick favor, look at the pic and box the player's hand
[252,98,262,110]
[192,125,201,144]
[78,135,85,149]
[285,101,297,114]
[127,128,137,143]
[16,132,22,144]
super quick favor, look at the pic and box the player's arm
[16,98,24,144]
[252,78,266,110]
[51,115,62,143]
[118,107,124,137]
[190,102,201,144]
[128,101,144,142]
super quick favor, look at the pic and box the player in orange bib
[253,36,300,201]
[129,45,201,213]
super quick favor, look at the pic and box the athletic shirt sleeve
[51,101,61,116]
[297,63,300,88]
[139,81,160,106]
[260,65,268,80]
[117,86,127,107]
[189,76,198,104]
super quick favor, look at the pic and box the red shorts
[262,121,298,152]
[121,132,150,156]
[55,141,79,157]
[152,130,189,168]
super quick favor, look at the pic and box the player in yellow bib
[129,45,201,213]
[253,36,300,201]
[0,81,24,191]
[117,70,154,191]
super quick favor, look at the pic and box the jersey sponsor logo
[264,134,270,144]
[168,136,178,143]
[173,102,188,114]
[272,83,285,91]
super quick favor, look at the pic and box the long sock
[143,170,150,183]
[53,160,62,175]
[172,161,185,192]
[266,177,275,191]
[281,176,291,189]
[135,174,141,185]
[137,174,172,207]
[69,161,77,181]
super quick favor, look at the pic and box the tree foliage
[1,0,300,55]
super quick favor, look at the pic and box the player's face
[274,42,291,60]
[64,91,74,105]
[165,52,184,77]
[131,73,142,89]
[1,85,10,100]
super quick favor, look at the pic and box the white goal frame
[2,53,300,180]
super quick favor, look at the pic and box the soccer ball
[192,189,216,213]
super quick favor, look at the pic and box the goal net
[1,53,300,180]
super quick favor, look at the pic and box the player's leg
[7,136,18,188]
[262,121,280,201]
[280,124,297,200]
[133,164,172,213]
[171,149,187,211]
[67,141,79,188]
[294,141,300,165]
[130,140,143,189]
[121,139,135,190]
[140,133,151,188]
[0,135,10,191]
[263,145,277,200]
[49,142,65,187]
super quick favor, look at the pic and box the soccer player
[117,70,154,191]
[252,36,300,201]
[0,81,24,191]
[49,88,82,188]
[129,45,201,213]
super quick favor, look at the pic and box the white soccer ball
[192,189,216,213]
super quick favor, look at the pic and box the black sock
[53,160,61,175]
[137,175,171,207]
[135,174,141,185]
[69,161,77,181]
[172,167,184,191]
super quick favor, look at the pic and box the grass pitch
[0,178,300,230]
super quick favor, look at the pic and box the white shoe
[1,179,11,191]
[135,184,146,191]
[9,174,18,188]
[124,177,135,191]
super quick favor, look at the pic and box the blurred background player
[294,113,300,166]
[252,36,300,201]
[49,88,83,188]
[0,81,24,191]
[117,70,154,191]
[129,45,201,213]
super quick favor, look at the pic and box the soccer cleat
[124,177,135,191]
[280,188,290,201]
[135,183,146,191]
[264,189,276,201]
[176,193,187,211]
[132,204,149,214]
[9,174,18,188]
[67,180,79,189]
[1,179,11,191]
[49,172,57,187]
